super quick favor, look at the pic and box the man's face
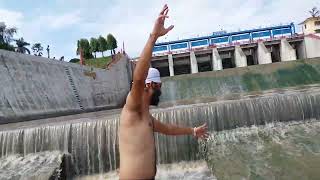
[147,82,162,106]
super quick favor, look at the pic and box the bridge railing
[152,33,305,57]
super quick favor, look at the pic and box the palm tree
[309,7,320,17]
[15,38,31,54]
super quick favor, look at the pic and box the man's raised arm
[126,4,174,111]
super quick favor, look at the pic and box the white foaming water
[155,161,216,180]
[0,151,64,180]
[200,120,320,179]
[74,161,216,180]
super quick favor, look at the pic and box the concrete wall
[190,51,199,73]
[257,42,272,64]
[234,46,247,67]
[304,36,320,58]
[280,39,297,61]
[0,50,132,124]
[159,58,320,106]
[212,48,223,71]
[168,54,174,76]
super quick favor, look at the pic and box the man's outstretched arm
[126,4,174,111]
[153,117,209,139]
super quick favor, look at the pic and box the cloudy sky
[0,0,319,60]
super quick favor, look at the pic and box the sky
[0,0,319,61]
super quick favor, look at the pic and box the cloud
[0,9,23,27]
[39,11,82,29]
[17,10,82,45]
[96,0,320,57]
[1,0,320,60]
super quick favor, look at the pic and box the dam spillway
[1,84,320,178]
[1,50,320,179]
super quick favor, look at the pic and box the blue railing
[153,23,295,53]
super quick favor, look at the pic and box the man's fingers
[200,123,207,128]
[199,124,208,130]
[202,133,210,139]
[159,4,168,15]
[164,8,169,16]
[158,15,169,20]
[162,9,169,21]
[159,5,167,15]
[165,25,174,33]
[200,134,209,139]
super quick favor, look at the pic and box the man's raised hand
[151,4,174,38]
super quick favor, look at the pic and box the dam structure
[1,22,320,179]
[149,23,320,77]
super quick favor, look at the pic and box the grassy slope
[79,56,112,69]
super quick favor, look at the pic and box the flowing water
[0,85,320,179]
[200,120,320,180]
[75,161,215,180]
[0,151,65,180]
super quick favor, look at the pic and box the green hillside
[78,56,112,69]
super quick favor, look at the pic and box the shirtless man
[119,4,209,180]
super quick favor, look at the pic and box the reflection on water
[200,120,320,180]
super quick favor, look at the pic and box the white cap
[145,68,161,84]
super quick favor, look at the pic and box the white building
[300,17,320,35]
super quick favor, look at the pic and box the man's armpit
[125,92,142,112]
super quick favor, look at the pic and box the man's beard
[150,89,162,106]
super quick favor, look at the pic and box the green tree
[98,36,108,57]
[32,43,43,56]
[77,38,93,59]
[107,34,117,55]
[15,38,31,54]
[309,7,320,17]
[90,37,99,58]
[0,43,15,51]
[0,22,17,51]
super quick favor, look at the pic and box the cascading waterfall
[0,118,120,177]
[153,85,320,164]
[0,85,320,178]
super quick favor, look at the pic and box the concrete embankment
[0,50,132,124]
[160,58,320,105]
